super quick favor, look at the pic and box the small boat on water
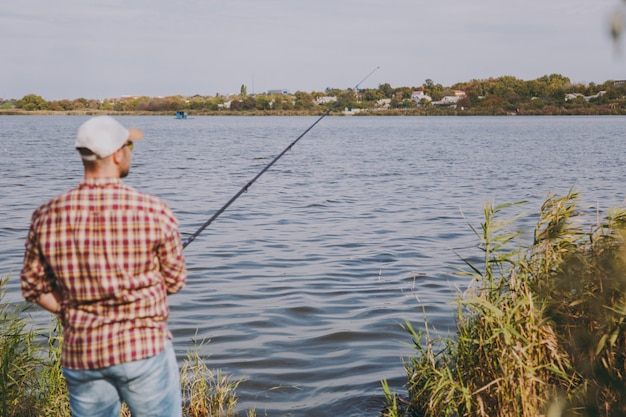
[175,111,189,119]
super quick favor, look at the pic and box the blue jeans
[62,341,182,417]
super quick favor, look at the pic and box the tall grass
[180,339,254,417]
[0,275,42,416]
[0,276,253,417]
[35,321,72,417]
[384,191,626,417]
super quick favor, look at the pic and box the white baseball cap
[75,116,143,161]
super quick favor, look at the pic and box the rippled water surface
[2,115,626,416]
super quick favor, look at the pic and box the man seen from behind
[20,116,187,417]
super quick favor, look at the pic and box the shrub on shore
[384,191,626,416]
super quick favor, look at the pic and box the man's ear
[111,148,123,165]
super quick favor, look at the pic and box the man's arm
[35,289,63,315]
[157,204,188,294]
[21,222,59,307]
[158,229,187,294]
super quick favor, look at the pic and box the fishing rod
[182,66,380,249]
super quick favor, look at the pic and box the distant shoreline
[3,109,626,117]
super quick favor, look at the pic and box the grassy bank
[0,276,255,417]
[384,190,626,417]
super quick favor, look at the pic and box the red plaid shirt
[21,178,187,370]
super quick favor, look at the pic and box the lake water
[1,115,626,416]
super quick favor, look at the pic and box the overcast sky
[1,0,625,100]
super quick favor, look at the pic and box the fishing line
[182,66,380,249]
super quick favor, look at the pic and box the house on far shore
[565,91,607,102]
[316,96,337,105]
[411,90,432,105]
[431,90,466,108]
[376,98,391,109]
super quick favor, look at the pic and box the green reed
[0,275,41,417]
[384,190,626,417]
[35,320,72,416]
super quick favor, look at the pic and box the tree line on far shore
[3,73,626,116]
